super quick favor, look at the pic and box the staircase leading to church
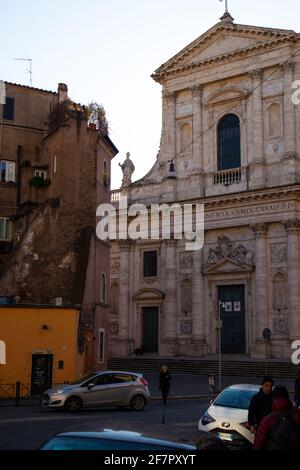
[108,356,297,378]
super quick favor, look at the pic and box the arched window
[100,272,106,304]
[218,114,241,170]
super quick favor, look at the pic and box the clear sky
[1,0,300,188]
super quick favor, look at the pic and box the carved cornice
[165,239,178,247]
[252,223,269,237]
[284,219,300,233]
[153,35,296,82]
[119,240,135,250]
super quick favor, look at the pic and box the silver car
[42,371,150,412]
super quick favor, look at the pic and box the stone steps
[108,357,297,378]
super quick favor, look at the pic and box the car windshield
[214,388,257,410]
[69,373,97,385]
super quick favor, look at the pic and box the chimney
[58,83,68,103]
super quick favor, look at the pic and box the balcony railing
[111,189,122,203]
[213,168,242,186]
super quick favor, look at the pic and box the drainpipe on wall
[16,145,23,207]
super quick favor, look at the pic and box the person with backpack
[248,376,274,434]
[254,385,300,450]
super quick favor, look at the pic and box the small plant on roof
[86,102,109,135]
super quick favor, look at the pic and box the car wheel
[130,395,146,411]
[64,396,82,412]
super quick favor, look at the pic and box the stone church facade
[109,12,300,360]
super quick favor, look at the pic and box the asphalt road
[0,398,209,450]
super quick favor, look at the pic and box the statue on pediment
[119,152,135,187]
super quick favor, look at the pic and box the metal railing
[0,382,62,406]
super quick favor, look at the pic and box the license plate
[217,432,234,442]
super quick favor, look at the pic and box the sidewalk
[144,373,296,400]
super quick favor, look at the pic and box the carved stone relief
[179,252,193,270]
[110,322,119,336]
[180,321,193,335]
[204,236,254,268]
[270,244,288,265]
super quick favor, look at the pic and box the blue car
[40,429,197,451]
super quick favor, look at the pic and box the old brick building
[0,82,118,373]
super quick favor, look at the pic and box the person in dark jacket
[248,376,274,434]
[159,365,172,405]
[254,385,300,450]
[295,370,300,409]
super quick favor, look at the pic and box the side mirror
[87,383,96,390]
[210,399,213,405]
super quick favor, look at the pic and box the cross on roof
[219,0,229,12]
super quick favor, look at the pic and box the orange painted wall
[0,307,85,386]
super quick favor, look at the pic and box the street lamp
[217,301,226,392]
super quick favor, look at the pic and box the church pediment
[133,288,165,300]
[203,257,253,274]
[203,236,254,274]
[153,21,296,81]
[179,33,266,67]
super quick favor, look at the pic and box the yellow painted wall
[0,307,85,387]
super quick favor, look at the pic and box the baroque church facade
[109,12,300,360]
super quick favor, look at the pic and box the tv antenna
[14,58,32,87]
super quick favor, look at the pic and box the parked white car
[198,384,260,449]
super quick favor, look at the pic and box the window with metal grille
[218,114,241,171]
[143,250,157,278]
[2,97,15,121]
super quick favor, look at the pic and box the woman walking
[159,365,172,405]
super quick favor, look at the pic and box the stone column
[192,85,204,196]
[284,220,300,338]
[164,240,177,345]
[192,249,205,341]
[283,62,296,157]
[118,240,132,354]
[250,69,264,163]
[192,85,203,165]
[163,91,176,163]
[252,223,269,343]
